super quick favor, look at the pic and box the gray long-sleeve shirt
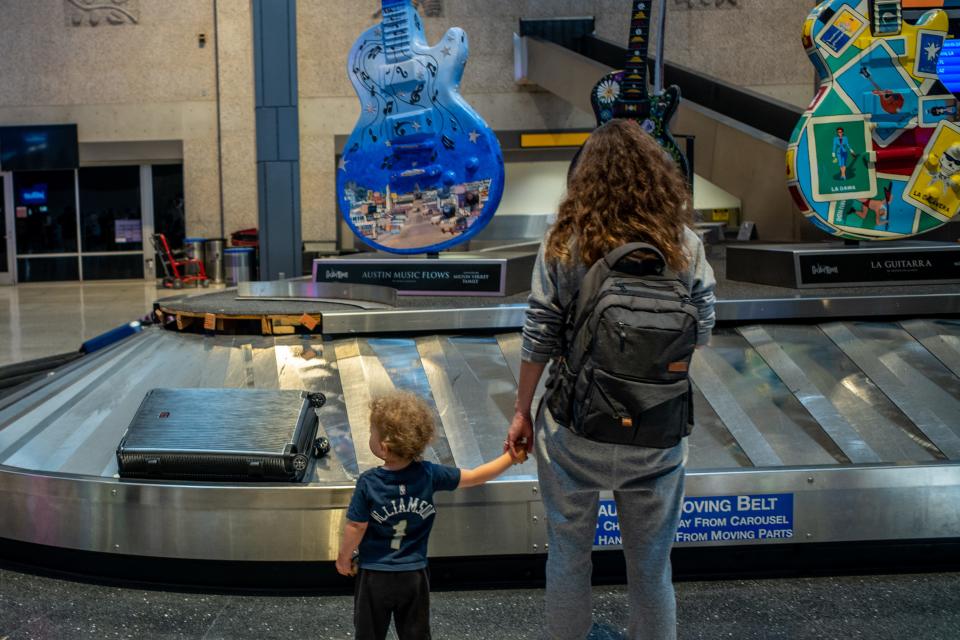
[520,227,717,364]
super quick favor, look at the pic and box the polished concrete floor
[1,565,958,639]
[0,281,210,367]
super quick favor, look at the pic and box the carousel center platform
[1,246,959,576]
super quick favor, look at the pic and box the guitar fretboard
[620,0,652,103]
[383,1,414,64]
[870,0,902,36]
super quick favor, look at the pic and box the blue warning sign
[594,493,794,547]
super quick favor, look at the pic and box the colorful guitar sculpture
[337,0,504,254]
[591,0,689,177]
[788,0,959,241]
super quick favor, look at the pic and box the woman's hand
[506,410,534,456]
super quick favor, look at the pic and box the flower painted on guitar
[641,119,656,135]
[596,79,620,105]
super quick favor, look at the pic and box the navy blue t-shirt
[347,460,461,571]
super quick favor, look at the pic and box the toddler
[337,391,526,640]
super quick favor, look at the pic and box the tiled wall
[0,0,256,239]
[0,0,815,244]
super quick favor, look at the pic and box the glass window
[1,177,7,274]
[152,164,186,250]
[82,254,144,280]
[17,256,79,282]
[79,166,142,252]
[13,170,78,254]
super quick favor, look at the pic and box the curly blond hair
[369,392,435,461]
[548,119,693,271]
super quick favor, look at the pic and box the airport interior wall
[0,0,815,245]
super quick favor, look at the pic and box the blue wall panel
[253,0,302,280]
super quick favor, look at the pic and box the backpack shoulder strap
[571,243,671,322]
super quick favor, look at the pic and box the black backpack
[544,242,698,447]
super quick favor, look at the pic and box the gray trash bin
[204,238,226,284]
[224,247,254,286]
[183,237,205,278]
[183,237,205,261]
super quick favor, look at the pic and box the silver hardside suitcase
[116,388,325,482]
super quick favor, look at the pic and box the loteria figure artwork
[337,0,504,254]
[788,0,960,241]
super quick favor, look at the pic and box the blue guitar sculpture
[337,0,505,254]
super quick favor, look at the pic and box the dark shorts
[354,567,431,640]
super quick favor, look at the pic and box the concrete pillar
[252,0,302,280]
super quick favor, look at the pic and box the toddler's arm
[336,519,368,576]
[458,450,527,489]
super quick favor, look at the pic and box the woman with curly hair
[506,119,716,640]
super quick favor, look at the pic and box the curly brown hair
[369,392,435,461]
[547,119,693,271]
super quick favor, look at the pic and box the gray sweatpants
[535,407,687,640]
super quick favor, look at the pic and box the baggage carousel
[2,254,960,566]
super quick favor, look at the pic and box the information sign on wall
[595,494,795,547]
[114,219,142,244]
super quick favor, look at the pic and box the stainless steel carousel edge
[3,462,959,561]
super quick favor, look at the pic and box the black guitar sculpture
[590,0,689,177]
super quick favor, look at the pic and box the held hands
[505,410,534,461]
[508,446,528,465]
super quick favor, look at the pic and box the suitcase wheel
[292,453,309,473]
[307,392,326,409]
[314,437,331,458]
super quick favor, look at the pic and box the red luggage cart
[151,233,210,289]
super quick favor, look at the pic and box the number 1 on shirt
[391,519,408,550]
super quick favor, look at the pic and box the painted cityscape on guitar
[788,0,959,241]
[338,0,504,254]
[591,0,689,178]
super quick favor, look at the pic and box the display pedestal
[312,250,536,296]
[726,242,960,288]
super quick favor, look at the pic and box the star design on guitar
[441,46,452,57]
[468,130,480,143]
[365,104,376,114]
[926,41,942,62]
[338,157,349,171]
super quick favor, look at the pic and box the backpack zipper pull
[617,321,626,351]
